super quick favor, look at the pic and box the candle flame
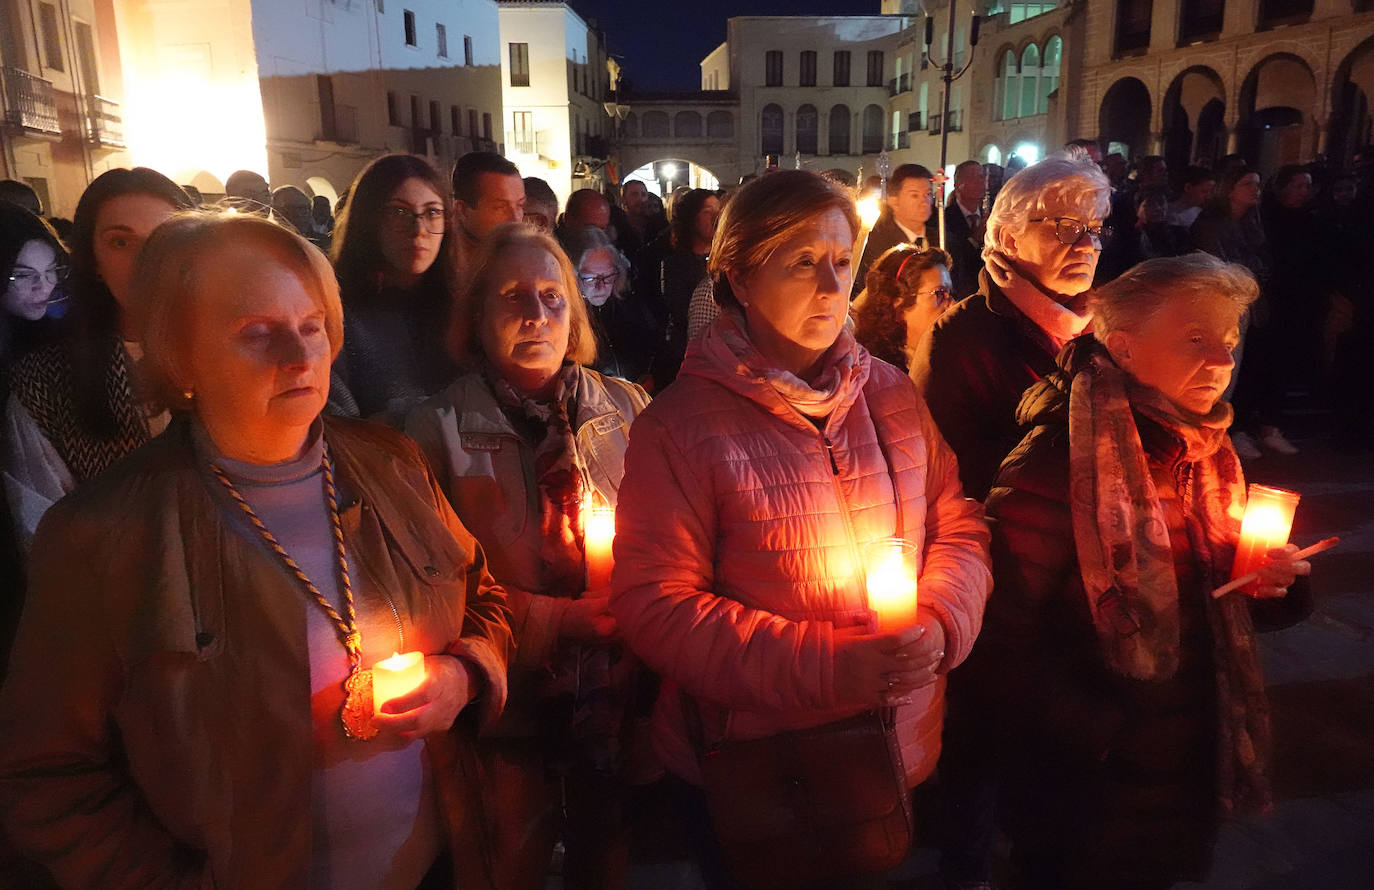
[857,196,882,229]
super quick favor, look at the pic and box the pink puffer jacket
[611,315,991,786]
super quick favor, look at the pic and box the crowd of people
[0,134,1363,890]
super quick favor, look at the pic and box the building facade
[497,0,612,208]
[1,0,131,217]
[111,0,503,204]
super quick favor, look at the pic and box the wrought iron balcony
[1,67,61,136]
[927,113,942,135]
[86,95,124,147]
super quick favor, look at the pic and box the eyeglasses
[523,211,552,230]
[384,206,447,235]
[578,271,620,289]
[1028,217,1112,245]
[917,285,952,304]
[7,265,68,288]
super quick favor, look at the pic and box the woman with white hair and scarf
[911,156,1111,503]
[977,254,1310,889]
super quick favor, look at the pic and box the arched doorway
[1330,36,1374,168]
[1239,53,1316,172]
[623,158,720,196]
[305,176,338,206]
[174,169,226,203]
[1162,66,1226,170]
[1098,77,1152,161]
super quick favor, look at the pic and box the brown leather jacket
[0,416,513,889]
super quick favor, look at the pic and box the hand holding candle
[1228,484,1300,597]
[371,654,479,740]
[865,538,919,632]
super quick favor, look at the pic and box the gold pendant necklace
[211,447,378,740]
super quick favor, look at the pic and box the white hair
[1089,252,1259,341]
[983,156,1111,262]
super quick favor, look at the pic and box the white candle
[372,651,426,713]
[584,505,616,590]
[865,538,919,632]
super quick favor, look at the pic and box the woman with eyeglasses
[852,244,954,373]
[3,167,192,551]
[909,155,1111,890]
[1,203,66,393]
[406,223,649,890]
[562,224,658,384]
[329,154,458,426]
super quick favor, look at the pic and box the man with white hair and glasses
[910,155,1111,890]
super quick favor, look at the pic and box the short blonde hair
[984,157,1111,262]
[133,211,344,409]
[448,222,597,366]
[709,170,858,310]
[1089,252,1258,341]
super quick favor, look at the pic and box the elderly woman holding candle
[406,222,649,890]
[611,170,991,888]
[976,253,1311,890]
[0,213,513,890]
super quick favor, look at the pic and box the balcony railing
[1,67,61,136]
[895,130,909,150]
[507,130,535,154]
[927,113,942,135]
[86,95,124,147]
[887,73,911,96]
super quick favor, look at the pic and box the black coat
[910,271,1059,501]
[941,201,984,300]
[853,212,938,299]
[974,357,1221,888]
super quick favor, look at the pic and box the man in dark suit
[943,160,988,300]
[853,163,939,299]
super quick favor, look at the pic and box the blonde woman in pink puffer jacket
[611,171,992,886]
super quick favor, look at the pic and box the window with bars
[510,43,530,86]
[765,51,783,87]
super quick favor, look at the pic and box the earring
[182,390,194,401]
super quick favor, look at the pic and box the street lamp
[924,4,980,250]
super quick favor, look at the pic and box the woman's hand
[1250,544,1311,599]
[562,593,618,642]
[373,655,477,741]
[834,618,947,709]
[984,250,1017,291]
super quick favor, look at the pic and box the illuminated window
[1039,36,1062,114]
[1019,44,1040,118]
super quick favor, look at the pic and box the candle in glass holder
[584,505,616,590]
[853,196,883,263]
[372,651,426,713]
[865,538,919,632]
[1230,484,1300,595]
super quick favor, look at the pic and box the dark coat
[974,365,1222,888]
[941,201,984,300]
[910,271,1059,501]
[0,416,514,890]
[853,212,938,300]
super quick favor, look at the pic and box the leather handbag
[689,704,914,889]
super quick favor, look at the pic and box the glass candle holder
[864,537,920,632]
[583,505,616,591]
[1230,484,1300,595]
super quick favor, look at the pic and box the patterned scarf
[717,309,863,419]
[486,361,587,597]
[1064,337,1272,814]
[487,361,629,773]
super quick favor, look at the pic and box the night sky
[568,1,884,92]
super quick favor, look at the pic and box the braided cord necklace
[210,446,378,740]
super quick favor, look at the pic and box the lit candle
[372,651,426,714]
[584,505,616,590]
[865,538,919,632]
[1229,484,1301,595]
[853,195,882,266]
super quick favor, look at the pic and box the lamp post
[924,4,980,250]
